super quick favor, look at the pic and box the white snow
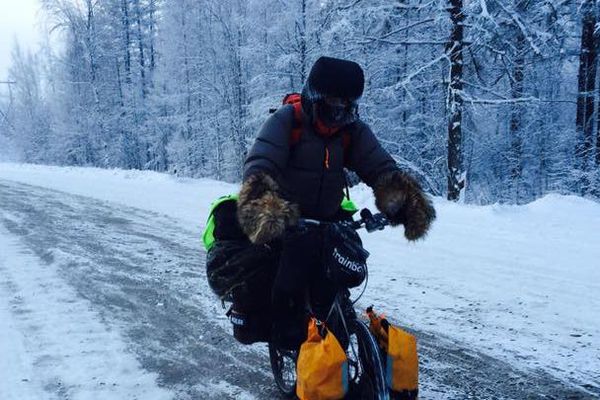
[0,163,236,232]
[0,224,173,400]
[1,163,599,393]
[350,187,600,390]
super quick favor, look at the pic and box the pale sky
[0,0,43,80]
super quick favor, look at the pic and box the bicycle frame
[269,208,392,399]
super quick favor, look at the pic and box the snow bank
[350,184,600,389]
[0,163,237,231]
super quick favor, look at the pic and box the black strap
[344,171,351,200]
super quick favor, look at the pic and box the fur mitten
[237,173,300,245]
[373,170,436,241]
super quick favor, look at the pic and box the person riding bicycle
[236,56,436,348]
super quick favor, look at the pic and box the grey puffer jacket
[243,105,397,220]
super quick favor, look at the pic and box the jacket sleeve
[243,106,294,180]
[346,121,398,187]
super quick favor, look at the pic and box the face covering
[316,98,359,129]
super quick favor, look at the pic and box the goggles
[317,98,359,127]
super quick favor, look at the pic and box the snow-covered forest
[0,0,599,204]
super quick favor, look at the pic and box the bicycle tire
[346,319,389,400]
[268,343,298,398]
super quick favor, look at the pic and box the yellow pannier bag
[296,318,349,400]
[367,307,418,399]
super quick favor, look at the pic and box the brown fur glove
[237,173,300,245]
[373,170,436,241]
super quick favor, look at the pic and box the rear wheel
[345,319,388,400]
[268,343,298,398]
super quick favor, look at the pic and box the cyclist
[237,56,436,348]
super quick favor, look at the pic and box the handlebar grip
[360,208,373,221]
[361,208,381,233]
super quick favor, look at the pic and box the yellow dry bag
[367,307,419,399]
[296,318,348,400]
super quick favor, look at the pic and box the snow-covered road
[0,180,275,399]
[0,164,598,399]
[0,223,174,400]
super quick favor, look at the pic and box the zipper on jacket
[315,143,329,211]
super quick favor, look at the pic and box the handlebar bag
[296,318,348,400]
[323,223,369,288]
[367,308,418,399]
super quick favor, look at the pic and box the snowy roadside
[0,225,173,400]
[1,162,599,395]
[350,189,600,393]
[0,163,236,232]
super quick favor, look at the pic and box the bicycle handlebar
[298,208,389,233]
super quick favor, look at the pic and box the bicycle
[269,208,394,400]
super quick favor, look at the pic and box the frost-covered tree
[7,43,52,164]
[447,0,465,201]
[4,0,599,204]
[575,0,598,195]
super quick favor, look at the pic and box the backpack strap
[283,93,304,146]
[284,95,358,212]
[281,93,352,163]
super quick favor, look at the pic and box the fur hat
[237,173,299,245]
[373,170,436,241]
[302,56,365,115]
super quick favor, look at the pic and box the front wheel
[269,319,388,400]
[345,319,389,400]
[268,343,298,398]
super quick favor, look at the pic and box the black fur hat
[302,56,365,114]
